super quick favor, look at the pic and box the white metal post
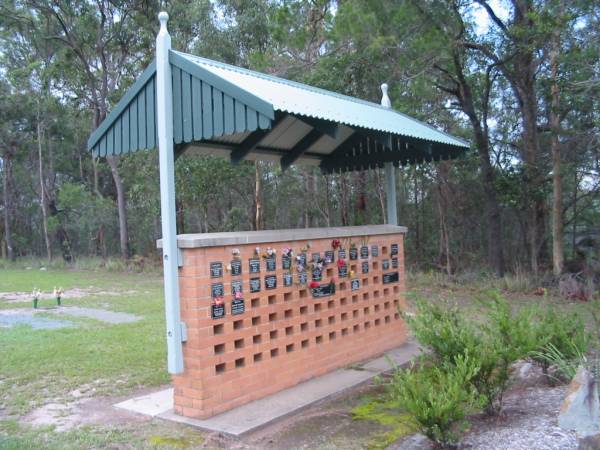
[156,12,184,374]
[381,83,397,226]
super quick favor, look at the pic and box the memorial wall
[168,225,407,419]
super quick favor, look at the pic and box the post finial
[158,11,169,32]
[380,83,391,108]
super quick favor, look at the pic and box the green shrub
[389,353,484,448]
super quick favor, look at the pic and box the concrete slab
[115,388,173,417]
[49,306,141,324]
[115,342,420,436]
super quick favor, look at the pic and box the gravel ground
[459,385,577,450]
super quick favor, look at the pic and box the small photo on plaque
[211,303,225,319]
[382,259,390,270]
[266,256,276,272]
[298,253,307,266]
[210,262,223,278]
[211,283,224,298]
[298,271,308,285]
[250,277,261,293]
[349,247,358,260]
[324,250,334,264]
[283,272,293,286]
[312,268,322,281]
[282,256,291,270]
[231,259,242,276]
[231,280,243,295]
[371,245,379,257]
[362,261,369,274]
[231,298,245,315]
[391,243,399,256]
[265,275,277,290]
[351,279,360,291]
[392,258,399,269]
[249,258,261,273]
[360,246,369,259]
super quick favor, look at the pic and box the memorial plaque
[231,280,243,295]
[265,275,277,290]
[249,258,261,273]
[312,267,322,281]
[351,279,360,291]
[312,283,335,298]
[371,245,379,257]
[231,298,245,315]
[362,261,369,274]
[298,253,307,266]
[339,249,346,259]
[382,259,390,270]
[210,262,223,278]
[383,271,399,284]
[338,264,348,278]
[211,283,224,298]
[283,272,293,286]
[392,257,399,269]
[349,247,358,260]
[211,303,225,319]
[231,259,242,276]
[312,252,320,263]
[266,256,276,272]
[391,243,399,256]
[282,256,291,270]
[324,250,334,264]
[360,246,369,259]
[298,271,308,284]
[250,277,261,293]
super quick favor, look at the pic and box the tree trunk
[2,152,15,261]
[37,105,52,261]
[253,161,263,230]
[106,155,129,260]
[550,20,563,276]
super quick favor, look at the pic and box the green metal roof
[87,50,469,172]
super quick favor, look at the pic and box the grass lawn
[0,266,594,449]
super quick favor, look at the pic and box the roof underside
[87,50,469,173]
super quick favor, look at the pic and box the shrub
[389,353,484,448]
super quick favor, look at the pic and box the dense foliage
[397,294,592,447]
[1,1,599,275]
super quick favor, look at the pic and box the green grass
[0,269,169,417]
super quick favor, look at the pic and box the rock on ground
[558,366,600,438]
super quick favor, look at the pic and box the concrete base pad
[115,341,420,436]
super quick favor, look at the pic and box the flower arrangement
[282,247,294,258]
[254,246,261,256]
[309,281,320,289]
[337,259,347,269]
[232,248,241,260]
[214,296,224,306]
[32,288,41,309]
[53,287,64,306]
[331,239,341,250]
[234,291,243,300]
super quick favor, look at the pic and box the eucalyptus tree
[23,0,156,260]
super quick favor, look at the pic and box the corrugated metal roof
[175,51,469,149]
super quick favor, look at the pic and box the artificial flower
[309,281,320,289]
[331,239,341,250]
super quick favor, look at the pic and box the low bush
[404,293,591,414]
[389,353,484,448]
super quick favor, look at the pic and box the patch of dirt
[20,385,168,432]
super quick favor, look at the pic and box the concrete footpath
[115,341,420,436]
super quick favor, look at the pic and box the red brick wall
[173,232,406,418]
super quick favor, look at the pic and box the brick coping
[157,224,407,249]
